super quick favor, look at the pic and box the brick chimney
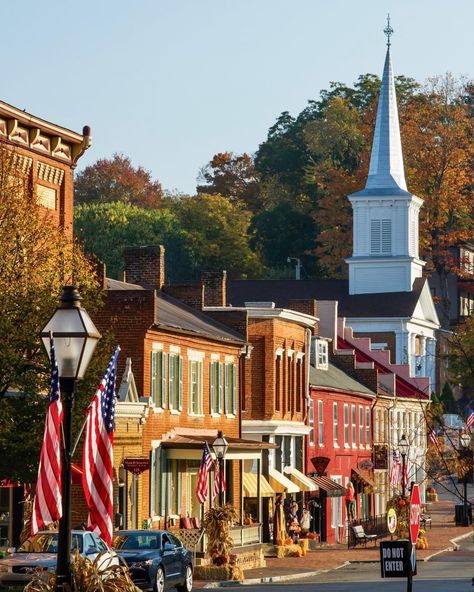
[95,259,107,291]
[123,245,165,289]
[201,271,227,307]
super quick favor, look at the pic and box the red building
[306,337,376,544]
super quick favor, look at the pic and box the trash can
[455,504,472,525]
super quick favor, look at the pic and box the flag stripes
[82,347,120,546]
[196,443,213,504]
[32,338,63,535]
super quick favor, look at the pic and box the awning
[243,473,274,497]
[284,467,318,492]
[268,468,299,494]
[309,475,346,497]
[352,468,376,488]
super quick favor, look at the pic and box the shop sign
[373,445,388,469]
[387,508,397,534]
[310,456,330,476]
[358,459,374,471]
[123,457,150,475]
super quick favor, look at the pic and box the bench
[352,525,377,547]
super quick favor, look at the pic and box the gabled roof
[310,362,375,398]
[228,277,427,319]
[106,277,246,345]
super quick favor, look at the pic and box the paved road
[215,535,474,592]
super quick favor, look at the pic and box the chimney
[201,271,227,307]
[95,259,107,291]
[123,245,165,289]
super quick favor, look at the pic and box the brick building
[0,99,91,238]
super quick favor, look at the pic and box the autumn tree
[447,317,474,397]
[197,152,260,212]
[75,153,164,209]
[0,142,114,482]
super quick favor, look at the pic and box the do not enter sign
[409,483,421,543]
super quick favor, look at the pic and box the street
[216,534,474,592]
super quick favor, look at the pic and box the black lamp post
[212,431,228,507]
[399,434,409,498]
[40,286,101,592]
[459,432,471,527]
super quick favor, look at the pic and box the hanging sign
[310,456,330,476]
[387,508,397,534]
[123,457,150,475]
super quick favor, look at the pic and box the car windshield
[17,534,83,553]
[112,534,160,551]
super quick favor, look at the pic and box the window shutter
[178,356,183,411]
[198,361,203,415]
[232,364,236,414]
[381,219,391,253]
[218,362,223,414]
[168,355,174,409]
[151,351,157,405]
[161,352,167,408]
[370,220,381,254]
[210,361,215,414]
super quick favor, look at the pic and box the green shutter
[218,362,223,414]
[161,352,167,408]
[151,351,157,405]
[178,356,183,411]
[232,364,237,414]
[168,355,174,409]
[210,361,215,414]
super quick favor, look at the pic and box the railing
[347,513,388,549]
[173,524,261,555]
[230,524,261,547]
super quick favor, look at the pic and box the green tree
[75,153,164,209]
[174,193,264,278]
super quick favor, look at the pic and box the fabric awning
[268,468,299,493]
[243,473,274,497]
[284,467,318,492]
[309,475,346,497]
[352,468,376,488]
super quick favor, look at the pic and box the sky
[2,0,473,195]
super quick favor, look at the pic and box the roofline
[0,99,85,143]
[204,306,317,328]
[310,385,376,399]
[149,323,246,347]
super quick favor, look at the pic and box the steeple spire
[364,18,407,193]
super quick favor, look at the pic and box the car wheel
[176,564,193,592]
[155,566,165,592]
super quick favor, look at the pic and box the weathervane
[384,14,394,47]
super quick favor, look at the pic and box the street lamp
[40,286,101,591]
[459,432,472,527]
[212,431,228,507]
[399,434,409,498]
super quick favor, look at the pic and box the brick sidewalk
[193,500,473,588]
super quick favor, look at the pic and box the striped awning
[243,473,274,497]
[268,468,299,494]
[284,467,318,492]
[309,475,346,497]
[352,468,376,488]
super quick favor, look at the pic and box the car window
[168,534,182,548]
[112,534,160,550]
[94,536,108,552]
[83,534,96,553]
[17,533,83,553]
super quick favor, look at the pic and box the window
[150,447,161,516]
[168,354,183,411]
[210,361,223,414]
[151,350,166,408]
[333,403,339,446]
[275,355,281,411]
[188,360,203,415]
[344,404,349,447]
[365,407,371,447]
[351,404,356,446]
[224,363,237,415]
[316,340,328,369]
[370,219,392,254]
[318,401,324,446]
[296,357,302,413]
[359,406,364,446]
[308,399,314,445]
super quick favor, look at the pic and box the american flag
[466,408,474,431]
[32,337,63,535]
[82,347,120,546]
[389,449,401,487]
[429,429,439,447]
[212,461,227,502]
[196,443,213,504]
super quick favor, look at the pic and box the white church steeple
[346,19,425,295]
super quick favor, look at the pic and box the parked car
[0,530,118,589]
[112,530,193,592]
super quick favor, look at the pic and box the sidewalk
[194,500,473,588]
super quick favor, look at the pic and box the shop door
[330,477,343,543]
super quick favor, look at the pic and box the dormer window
[315,339,328,370]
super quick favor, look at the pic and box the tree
[197,152,260,212]
[174,193,264,279]
[75,153,164,209]
[447,317,474,397]
[0,142,109,482]
[74,201,194,281]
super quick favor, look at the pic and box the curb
[422,530,473,562]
